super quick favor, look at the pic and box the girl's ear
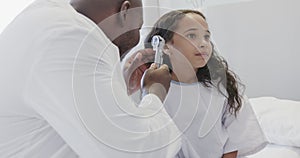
[163,43,177,56]
[163,43,171,56]
[170,38,174,44]
[164,40,174,56]
[163,44,169,50]
[165,39,175,46]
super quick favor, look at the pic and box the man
[0,0,181,157]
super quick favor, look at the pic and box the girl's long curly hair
[144,9,244,115]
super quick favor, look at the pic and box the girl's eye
[186,33,197,39]
[204,34,211,40]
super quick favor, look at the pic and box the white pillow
[246,144,300,158]
[249,97,300,147]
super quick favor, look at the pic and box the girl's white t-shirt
[164,81,268,158]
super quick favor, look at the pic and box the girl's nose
[198,38,209,48]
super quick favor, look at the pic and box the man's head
[71,0,144,58]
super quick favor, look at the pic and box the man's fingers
[149,63,157,70]
[128,49,155,69]
[133,52,142,64]
[140,50,155,64]
[148,64,170,72]
[126,52,142,72]
[159,64,169,71]
[142,48,156,56]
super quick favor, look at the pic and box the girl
[144,10,267,158]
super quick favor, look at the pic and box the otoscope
[151,35,165,67]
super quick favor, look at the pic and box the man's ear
[119,1,131,27]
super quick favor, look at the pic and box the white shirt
[0,0,181,157]
[164,81,268,158]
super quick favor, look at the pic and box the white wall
[205,0,300,100]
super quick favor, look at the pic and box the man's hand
[141,64,172,102]
[122,49,155,95]
[222,151,238,158]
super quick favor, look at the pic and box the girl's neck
[171,72,198,84]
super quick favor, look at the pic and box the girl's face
[169,13,212,71]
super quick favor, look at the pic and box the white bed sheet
[246,144,300,158]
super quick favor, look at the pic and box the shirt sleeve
[24,21,181,158]
[223,96,268,156]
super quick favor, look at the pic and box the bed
[245,97,300,158]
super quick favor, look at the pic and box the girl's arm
[222,151,238,158]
